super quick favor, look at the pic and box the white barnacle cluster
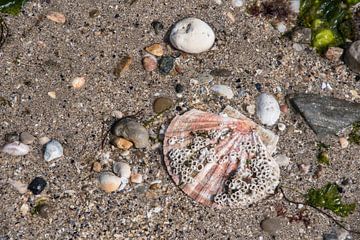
[167,131,226,184]
[214,139,280,208]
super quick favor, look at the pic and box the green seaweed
[349,122,360,144]
[0,0,27,15]
[306,183,356,217]
[299,0,360,53]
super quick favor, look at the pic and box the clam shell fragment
[163,109,280,208]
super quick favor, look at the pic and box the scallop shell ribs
[163,109,280,208]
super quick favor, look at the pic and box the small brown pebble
[92,161,102,172]
[89,9,100,18]
[280,104,288,113]
[313,165,324,179]
[46,12,66,24]
[325,47,343,62]
[114,55,132,77]
[130,173,143,184]
[38,204,53,218]
[153,97,173,113]
[142,55,157,72]
[145,43,164,57]
[339,137,349,149]
[149,182,161,190]
[112,137,133,150]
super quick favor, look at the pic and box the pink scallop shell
[163,109,280,208]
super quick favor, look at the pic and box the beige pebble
[145,43,164,57]
[39,136,51,145]
[20,132,35,145]
[99,172,121,193]
[130,173,143,184]
[113,162,131,178]
[46,11,66,24]
[111,110,124,119]
[48,91,56,99]
[246,105,256,115]
[92,161,102,172]
[112,137,133,150]
[339,137,349,149]
[20,203,30,216]
[72,77,86,89]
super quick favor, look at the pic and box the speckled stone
[153,97,173,113]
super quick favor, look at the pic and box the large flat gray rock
[290,94,360,135]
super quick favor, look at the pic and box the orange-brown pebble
[142,55,157,72]
[112,137,133,150]
[130,173,143,184]
[145,43,164,57]
[92,161,102,172]
[280,104,288,113]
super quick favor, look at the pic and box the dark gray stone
[344,40,360,74]
[290,94,360,135]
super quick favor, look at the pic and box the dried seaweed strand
[278,186,360,235]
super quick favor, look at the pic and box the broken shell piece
[99,172,121,193]
[163,109,280,208]
[1,142,30,156]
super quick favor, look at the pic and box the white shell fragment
[113,161,131,178]
[170,17,215,54]
[211,85,234,99]
[99,172,122,193]
[1,142,30,156]
[256,93,280,126]
[44,140,64,162]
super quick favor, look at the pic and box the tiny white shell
[1,142,30,156]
